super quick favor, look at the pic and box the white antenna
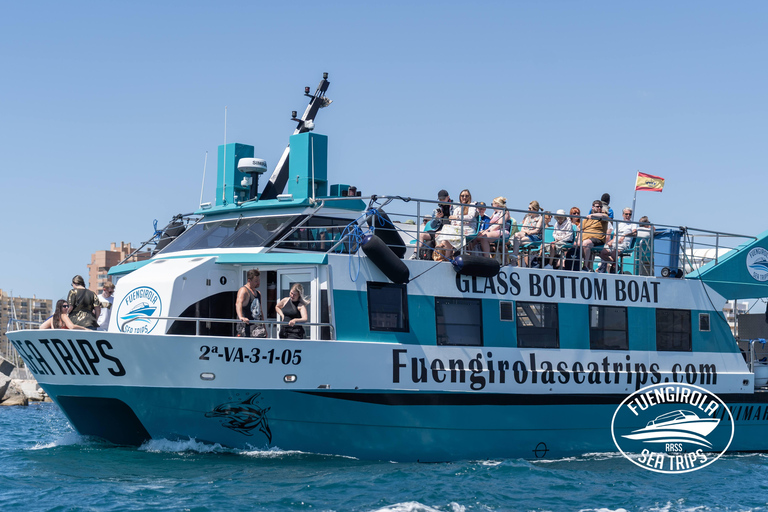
[199,151,208,207]
[222,106,228,204]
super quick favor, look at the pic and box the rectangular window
[590,306,628,350]
[699,313,710,332]
[499,301,515,322]
[367,282,408,332]
[516,302,559,348]
[657,309,692,351]
[435,297,482,346]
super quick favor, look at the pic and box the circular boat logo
[611,383,734,474]
[746,247,768,282]
[117,286,163,334]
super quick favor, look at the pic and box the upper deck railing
[272,195,754,278]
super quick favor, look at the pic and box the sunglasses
[62,305,70,309]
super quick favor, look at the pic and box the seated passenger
[544,209,574,269]
[413,189,451,260]
[570,206,582,227]
[434,189,477,261]
[637,216,652,239]
[598,207,638,273]
[473,196,511,258]
[476,202,491,231]
[40,300,88,330]
[511,200,544,266]
[601,193,615,219]
[636,216,653,276]
[275,283,309,339]
[580,200,610,271]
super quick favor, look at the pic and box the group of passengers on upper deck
[414,189,649,273]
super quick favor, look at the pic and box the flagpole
[631,171,639,221]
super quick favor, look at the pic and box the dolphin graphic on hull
[205,393,272,443]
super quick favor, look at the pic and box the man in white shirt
[97,282,115,331]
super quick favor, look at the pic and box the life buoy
[361,234,410,284]
[451,254,501,277]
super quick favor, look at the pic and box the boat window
[589,306,628,350]
[656,309,692,351]
[367,282,409,332]
[159,216,297,253]
[435,297,483,346]
[516,302,559,349]
[275,216,359,253]
[699,313,710,332]
[221,216,296,249]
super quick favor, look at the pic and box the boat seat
[520,226,554,267]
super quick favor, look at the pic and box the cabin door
[277,269,316,340]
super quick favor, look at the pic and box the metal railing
[311,195,755,277]
[121,316,335,339]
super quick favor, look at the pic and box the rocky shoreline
[0,356,52,406]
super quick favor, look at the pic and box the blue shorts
[528,234,541,242]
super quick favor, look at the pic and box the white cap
[556,209,566,215]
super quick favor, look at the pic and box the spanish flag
[635,172,665,192]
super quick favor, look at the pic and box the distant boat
[622,410,720,448]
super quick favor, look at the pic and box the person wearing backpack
[66,275,101,330]
[236,268,267,338]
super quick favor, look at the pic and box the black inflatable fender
[366,209,406,259]
[361,234,410,284]
[452,254,501,277]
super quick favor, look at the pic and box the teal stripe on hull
[44,384,768,461]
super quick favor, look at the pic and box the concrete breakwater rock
[0,356,50,406]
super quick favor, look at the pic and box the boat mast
[259,73,332,201]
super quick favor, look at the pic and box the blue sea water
[2,403,768,512]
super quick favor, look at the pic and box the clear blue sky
[1,2,766,302]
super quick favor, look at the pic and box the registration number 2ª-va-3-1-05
[199,345,302,365]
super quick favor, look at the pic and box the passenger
[637,216,652,239]
[476,202,491,231]
[66,275,100,330]
[413,189,452,260]
[511,200,544,266]
[96,282,115,331]
[598,208,638,273]
[544,209,574,269]
[434,189,477,261]
[636,216,653,276]
[543,211,553,228]
[570,206,582,227]
[236,268,267,338]
[40,300,87,330]
[275,283,309,339]
[473,196,511,258]
[580,200,610,271]
[601,193,614,219]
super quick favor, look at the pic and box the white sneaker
[409,252,418,260]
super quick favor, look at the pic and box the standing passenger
[236,269,266,337]
[275,283,309,339]
[67,275,100,330]
[96,282,115,331]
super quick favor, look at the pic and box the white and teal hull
[8,330,767,461]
